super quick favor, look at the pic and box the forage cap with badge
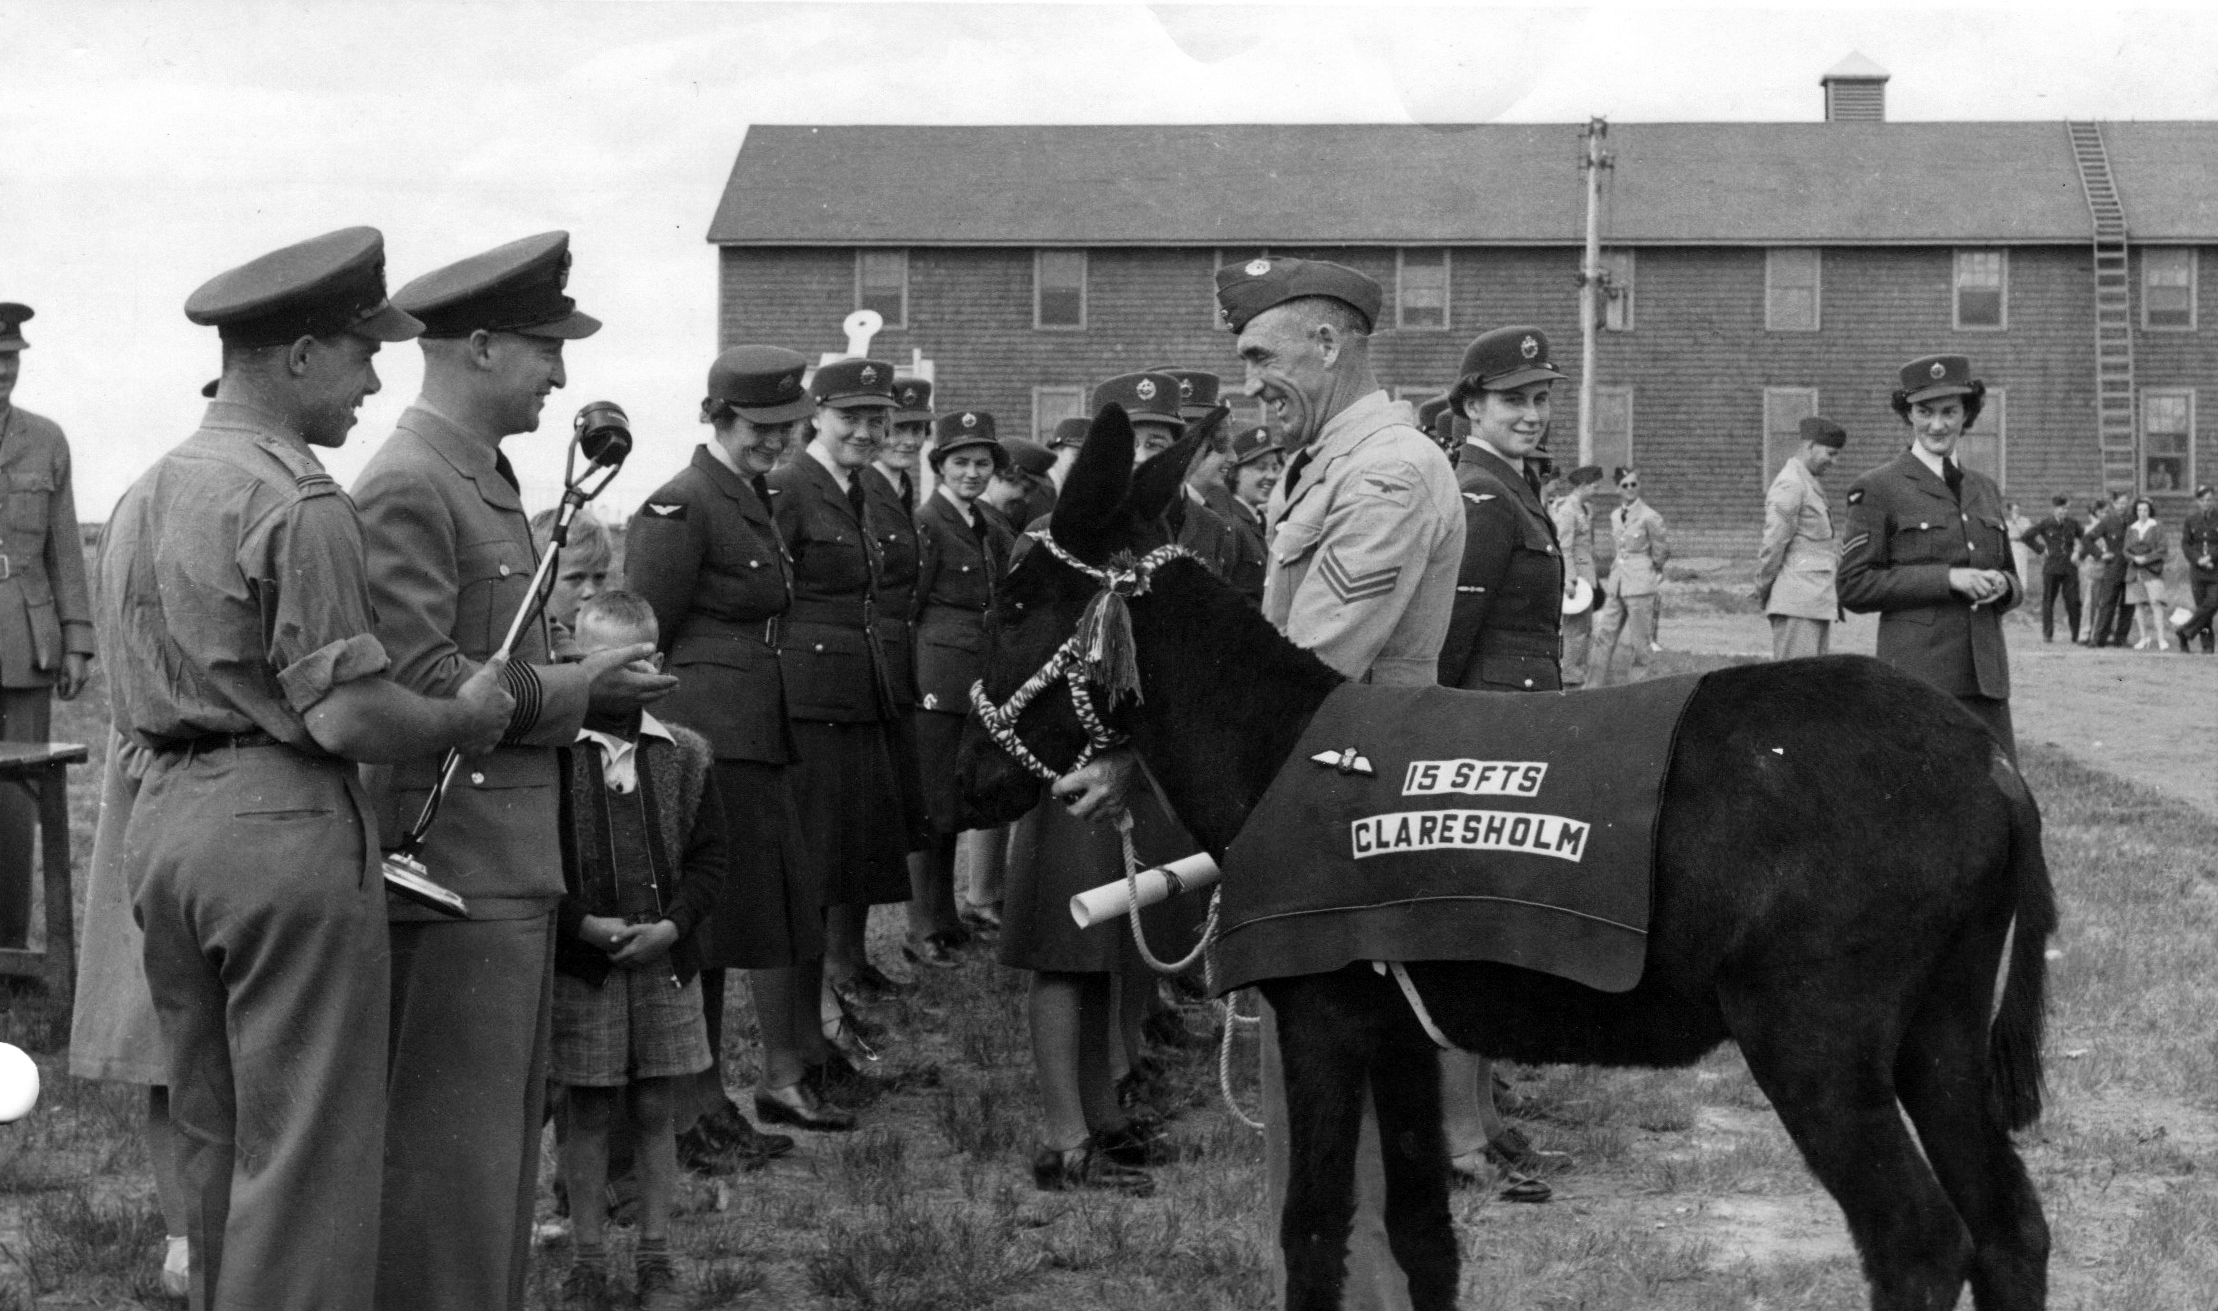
[810,357,898,409]
[931,410,1006,469]
[892,377,936,425]
[1212,256,1382,334]
[704,345,814,424]
[1147,367,1222,420]
[1089,371,1185,428]
[1449,325,1568,410]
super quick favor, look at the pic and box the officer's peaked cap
[1455,325,1568,398]
[396,231,601,340]
[892,377,936,424]
[810,358,898,408]
[186,227,423,347]
[0,303,32,351]
[1091,372,1185,428]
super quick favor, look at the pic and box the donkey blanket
[1212,674,1705,994]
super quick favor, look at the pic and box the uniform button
[1522,678,1535,688]
[749,559,760,568]
[813,643,825,653]
[960,565,971,573]
[470,771,486,785]
[1918,522,1930,530]
[498,564,513,577]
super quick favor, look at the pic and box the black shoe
[812,1051,887,1109]
[754,1081,857,1132]
[1095,1121,1177,1168]
[699,1102,796,1161]
[958,903,1003,936]
[1485,1126,1573,1176]
[1032,1142,1155,1195]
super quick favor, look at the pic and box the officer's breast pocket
[5,474,54,535]
[456,539,535,656]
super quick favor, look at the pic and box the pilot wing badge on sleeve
[643,502,687,519]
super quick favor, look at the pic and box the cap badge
[860,365,877,384]
[1520,335,1540,360]
[962,412,978,428]
[1136,379,1157,401]
[1245,259,1270,276]
[1178,378,1194,400]
[784,372,801,391]
[1930,362,1947,379]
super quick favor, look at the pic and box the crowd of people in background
[2015,482,2218,652]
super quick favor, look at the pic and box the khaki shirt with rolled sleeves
[1836,450,2019,701]
[1262,389,1464,687]
[1604,499,1670,598]
[1756,457,1838,621]
[0,406,96,688]
[97,401,390,749]
[352,404,593,919]
[1549,494,1595,586]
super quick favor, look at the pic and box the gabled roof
[1822,52,1890,81]
[707,122,2218,247]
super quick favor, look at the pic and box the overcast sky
[7,1,2218,517]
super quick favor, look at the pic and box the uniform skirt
[789,719,912,907]
[698,760,826,969]
[997,780,1207,975]
[885,708,933,852]
[915,708,970,834]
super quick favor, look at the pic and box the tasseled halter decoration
[971,530,1201,783]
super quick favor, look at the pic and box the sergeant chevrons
[0,405,95,687]
[1262,389,1464,686]
[1756,456,1838,620]
[1837,449,2020,702]
[624,445,796,764]
[1437,443,1563,692]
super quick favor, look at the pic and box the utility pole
[1577,117,1613,466]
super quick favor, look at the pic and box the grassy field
[1,656,2215,1308]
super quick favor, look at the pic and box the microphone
[573,400,633,470]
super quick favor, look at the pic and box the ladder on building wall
[2068,121,2139,492]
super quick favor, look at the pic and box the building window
[1766,248,1822,331]
[2143,389,2194,493]
[1032,385,1086,442]
[1591,385,1634,477]
[1960,387,2007,486]
[2144,249,2196,331]
[1602,251,1634,331]
[856,250,907,327]
[1954,249,2006,330]
[1035,250,1087,330]
[1763,388,1819,482]
[1397,249,1450,330]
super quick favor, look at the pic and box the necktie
[845,476,867,525]
[901,475,916,516]
[1943,458,1964,501]
[970,510,996,574]
[494,450,521,493]
[1523,463,1543,501]
[751,474,771,508]
[1282,449,1314,501]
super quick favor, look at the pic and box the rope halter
[968,529,1200,784]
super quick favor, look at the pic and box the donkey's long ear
[1128,403,1228,523]
[1051,404,1135,558]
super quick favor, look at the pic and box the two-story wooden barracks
[707,60,2218,551]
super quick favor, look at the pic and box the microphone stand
[381,412,632,918]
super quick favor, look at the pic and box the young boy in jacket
[552,591,729,1311]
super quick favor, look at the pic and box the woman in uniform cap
[1838,354,2021,755]
[765,357,918,1097]
[1431,324,1577,1199]
[1225,425,1284,518]
[626,344,851,1135]
[908,411,1016,962]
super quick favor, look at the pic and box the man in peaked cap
[1839,354,2021,756]
[1756,416,1848,660]
[355,231,676,1311]
[1187,254,1460,1309]
[0,303,94,952]
[98,228,514,1311]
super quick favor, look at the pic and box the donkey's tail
[1987,746,2057,1131]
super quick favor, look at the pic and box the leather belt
[148,729,291,757]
